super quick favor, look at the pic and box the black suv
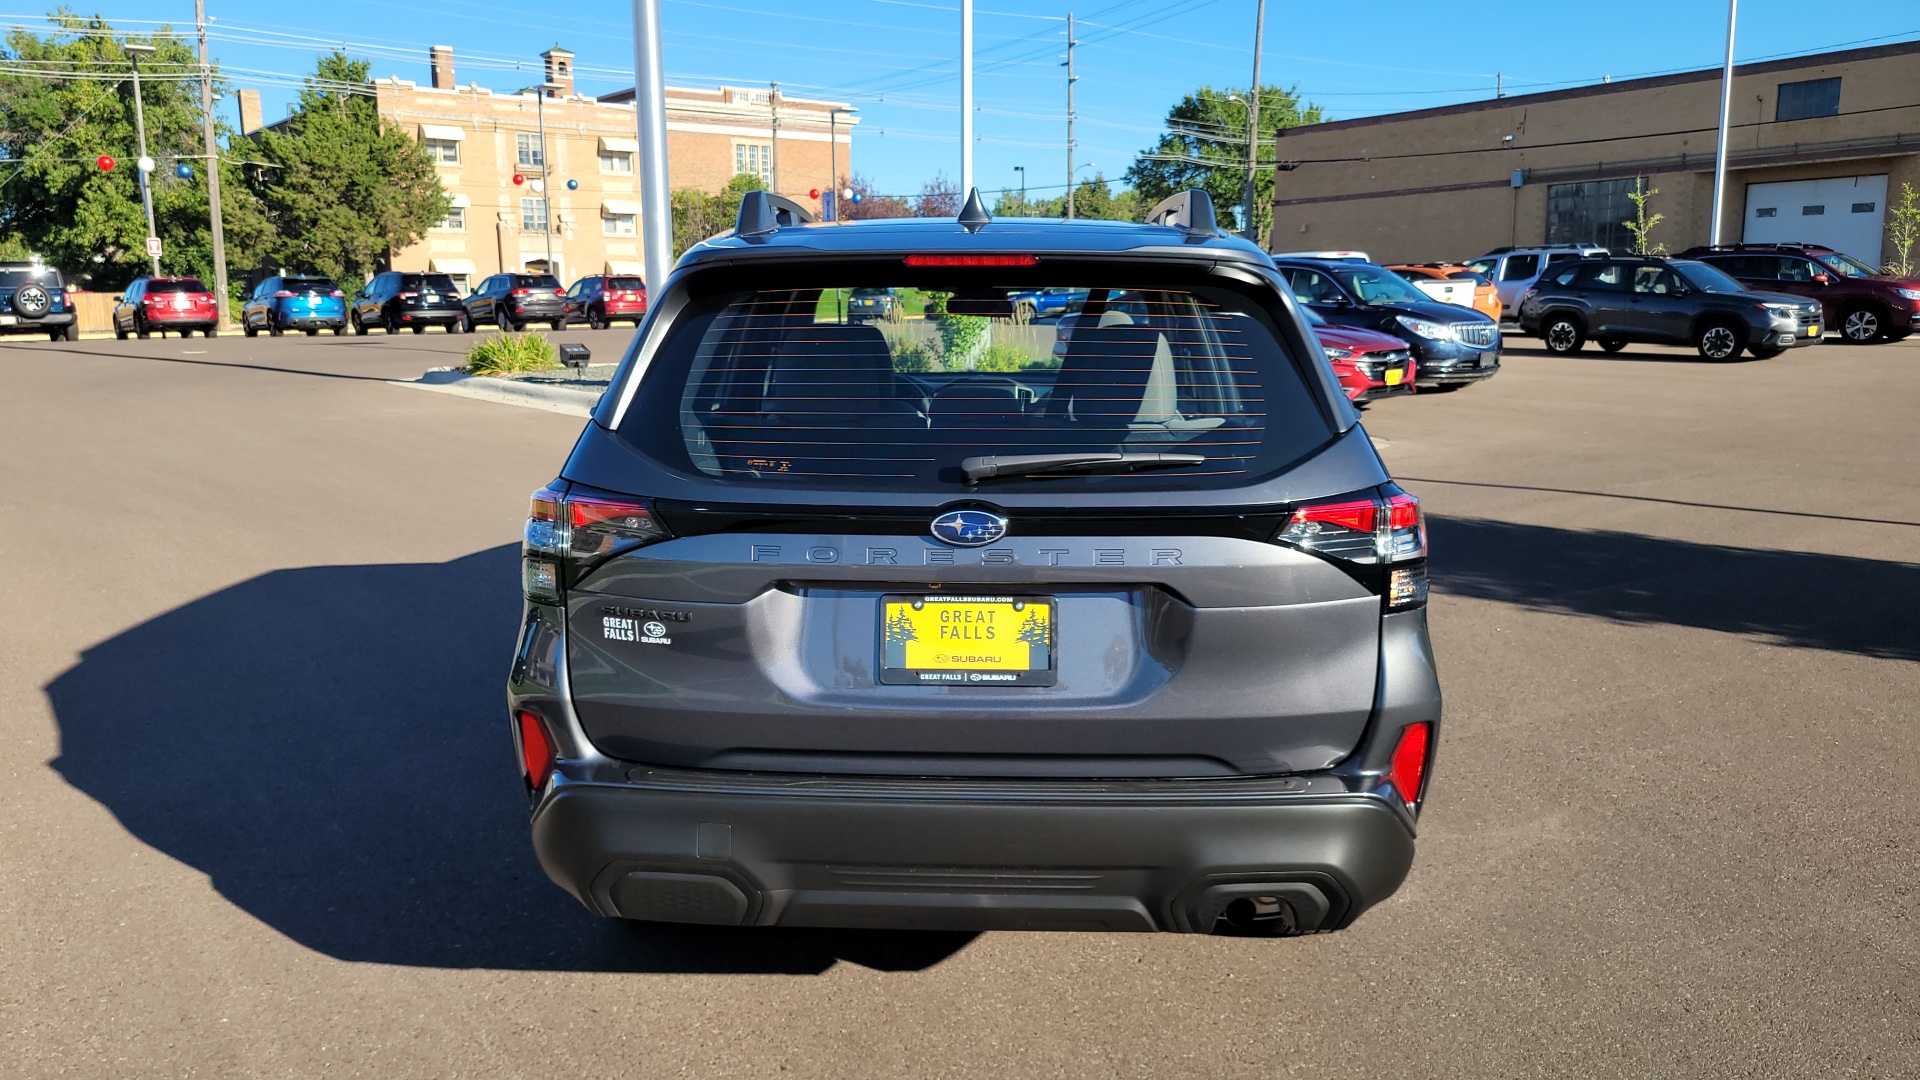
[350,271,468,334]
[465,273,566,332]
[0,263,78,341]
[509,190,1442,937]
[1273,257,1500,391]
[1519,255,1824,360]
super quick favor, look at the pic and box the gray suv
[1519,255,1824,360]
[508,190,1442,937]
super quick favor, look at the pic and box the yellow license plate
[1807,325,1821,337]
[1384,368,1404,386]
[880,595,1055,686]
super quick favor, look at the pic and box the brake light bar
[902,254,1039,267]
[523,485,671,603]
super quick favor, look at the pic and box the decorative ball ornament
[850,192,863,204]
[530,178,544,193]
[843,187,854,201]
[512,173,525,186]
[97,155,115,171]
[808,188,820,200]
[136,155,156,174]
[566,178,578,190]
[174,162,193,179]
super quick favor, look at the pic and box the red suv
[562,275,647,329]
[114,277,220,338]
[1677,244,1920,344]
[1306,305,1416,402]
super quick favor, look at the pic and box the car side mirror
[112,295,123,302]
[1813,273,1831,285]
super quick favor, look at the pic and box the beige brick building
[338,47,853,289]
[1267,41,1920,267]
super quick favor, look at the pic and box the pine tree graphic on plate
[884,608,918,668]
[1016,609,1051,668]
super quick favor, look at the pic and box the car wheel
[1542,314,1584,354]
[333,324,348,336]
[115,323,128,341]
[549,319,563,332]
[411,324,425,334]
[1840,305,1884,344]
[269,322,283,337]
[351,313,368,336]
[244,321,258,338]
[304,327,319,336]
[1747,344,1783,359]
[497,309,514,332]
[205,327,218,338]
[1598,338,1627,353]
[385,313,400,334]
[61,323,79,342]
[588,307,607,331]
[1695,320,1743,361]
[135,316,150,340]
[451,316,467,334]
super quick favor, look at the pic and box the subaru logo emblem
[930,509,1007,547]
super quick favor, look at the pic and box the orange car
[1388,264,1502,323]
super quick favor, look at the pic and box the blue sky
[15,0,1918,199]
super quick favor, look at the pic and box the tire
[385,313,400,334]
[449,317,466,334]
[587,307,607,331]
[1747,345,1783,359]
[1542,313,1585,355]
[244,322,258,338]
[351,313,368,336]
[1598,338,1627,353]
[135,315,150,340]
[269,323,283,337]
[333,324,348,336]
[497,309,514,332]
[304,327,319,336]
[549,319,563,332]
[1694,320,1743,361]
[411,325,425,334]
[205,327,218,338]
[1840,305,1884,344]
[115,323,128,341]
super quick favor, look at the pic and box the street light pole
[828,106,855,220]
[1014,165,1025,208]
[124,43,160,275]
[1243,0,1266,245]
[960,0,973,194]
[769,81,780,194]
[629,0,673,288]
[192,0,229,326]
[535,82,559,277]
[1708,0,1738,246]
[1063,12,1077,219]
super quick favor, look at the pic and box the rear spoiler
[735,190,818,237]
[1145,189,1218,236]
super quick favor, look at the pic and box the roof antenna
[957,186,991,232]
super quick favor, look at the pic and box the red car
[113,277,220,338]
[562,275,647,329]
[1307,305,1415,402]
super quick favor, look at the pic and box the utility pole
[1496,72,1504,98]
[828,106,855,220]
[769,81,780,194]
[1243,0,1265,244]
[193,0,229,326]
[1014,165,1025,207]
[1709,0,1738,245]
[629,0,672,288]
[960,0,973,194]
[535,82,557,277]
[124,43,160,275]
[1063,12,1077,219]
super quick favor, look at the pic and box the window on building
[1754,207,1778,218]
[446,273,470,294]
[599,150,634,174]
[436,205,466,231]
[1545,179,1638,250]
[1776,77,1841,122]
[424,138,460,164]
[734,142,772,183]
[1852,202,1877,214]
[603,212,637,237]
[521,197,548,232]
[1802,204,1826,216]
[516,132,545,168]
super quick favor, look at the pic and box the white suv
[1466,245,1609,323]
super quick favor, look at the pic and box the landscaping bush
[890,339,940,373]
[464,332,559,376]
[974,341,1036,373]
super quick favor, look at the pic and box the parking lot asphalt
[2,330,1917,1078]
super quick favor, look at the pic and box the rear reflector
[517,711,555,788]
[1387,721,1432,809]
[902,254,1039,267]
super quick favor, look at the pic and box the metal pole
[536,87,555,275]
[630,0,673,287]
[828,109,837,220]
[194,0,229,326]
[126,48,160,275]
[1015,165,1025,207]
[1243,0,1265,244]
[1064,12,1076,219]
[961,0,973,194]
[769,81,780,193]
[1708,0,1738,246]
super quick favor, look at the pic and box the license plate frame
[879,594,1056,686]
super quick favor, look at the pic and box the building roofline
[1282,38,1920,137]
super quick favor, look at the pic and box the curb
[388,367,601,417]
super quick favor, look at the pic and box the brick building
[1266,41,1920,267]
[242,46,856,290]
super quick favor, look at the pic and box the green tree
[1623,178,1664,255]
[1884,182,1920,277]
[1124,84,1323,245]
[242,52,446,282]
[0,10,270,288]
[670,171,765,256]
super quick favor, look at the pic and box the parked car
[350,271,467,334]
[466,272,566,331]
[1518,255,1824,360]
[1273,256,1500,390]
[242,275,347,336]
[562,275,647,329]
[1305,304,1416,402]
[113,277,219,339]
[1465,245,1609,322]
[0,263,78,341]
[509,189,1440,937]
[1271,250,1371,262]
[843,286,898,322]
[1007,287,1084,320]
[1674,243,1920,344]
[1387,264,1503,322]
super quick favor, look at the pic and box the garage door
[1742,175,1888,266]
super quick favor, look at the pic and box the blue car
[1007,286,1085,320]
[242,275,348,336]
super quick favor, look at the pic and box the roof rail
[1144,189,1218,236]
[735,190,818,237]
[957,187,991,232]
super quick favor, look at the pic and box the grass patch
[464,332,560,376]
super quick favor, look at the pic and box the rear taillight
[273,290,295,298]
[1275,487,1427,609]
[554,289,565,296]
[330,290,344,298]
[399,291,417,299]
[516,710,555,788]
[523,485,670,603]
[511,287,531,296]
[1386,721,1433,810]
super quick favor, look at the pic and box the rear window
[146,279,208,294]
[0,268,62,288]
[284,278,336,292]
[513,275,561,290]
[607,277,646,291]
[401,274,459,292]
[621,280,1333,493]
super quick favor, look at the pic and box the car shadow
[43,545,975,974]
[1429,517,1920,661]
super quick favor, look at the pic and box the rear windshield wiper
[961,452,1206,483]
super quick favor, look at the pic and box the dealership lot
[2,332,1917,1077]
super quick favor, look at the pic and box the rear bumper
[143,311,216,326]
[397,308,463,323]
[277,314,344,328]
[529,766,1417,933]
[0,311,75,330]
